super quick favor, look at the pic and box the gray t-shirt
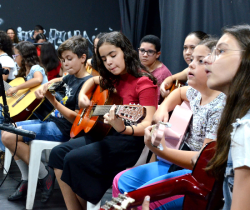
[184,87,226,151]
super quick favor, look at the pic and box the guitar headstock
[100,194,135,210]
[48,81,65,95]
[116,104,146,125]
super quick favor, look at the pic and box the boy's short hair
[58,35,88,65]
[140,35,161,52]
[34,25,44,32]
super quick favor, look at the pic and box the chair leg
[3,148,12,175]
[87,201,101,210]
[26,143,43,210]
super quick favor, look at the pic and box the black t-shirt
[48,74,92,138]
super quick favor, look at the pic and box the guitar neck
[92,105,118,116]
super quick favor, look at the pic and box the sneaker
[39,166,55,203]
[8,180,28,201]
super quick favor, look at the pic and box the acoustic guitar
[70,85,146,139]
[151,101,192,164]
[169,79,185,92]
[0,78,65,122]
[100,141,224,210]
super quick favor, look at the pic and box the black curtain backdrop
[119,0,150,49]
[159,0,250,74]
[0,0,121,50]
[119,0,161,49]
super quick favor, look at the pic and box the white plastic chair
[26,140,62,210]
[87,145,150,210]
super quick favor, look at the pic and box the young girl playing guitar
[202,24,250,210]
[48,31,158,210]
[112,38,226,210]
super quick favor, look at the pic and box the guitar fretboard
[92,105,119,116]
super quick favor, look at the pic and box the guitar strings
[3,81,18,98]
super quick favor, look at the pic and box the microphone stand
[0,64,36,188]
[0,63,36,138]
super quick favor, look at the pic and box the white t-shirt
[0,53,18,80]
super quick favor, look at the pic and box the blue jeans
[16,119,69,142]
[118,161,191,210]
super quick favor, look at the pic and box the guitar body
[70,85,122,139]
[170,80,185,92]
[0,77,42,122]
[183,142,224,210]
[100,142,224,210]
[29,97,55,121]
[0,77,58,122]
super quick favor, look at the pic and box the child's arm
[44,91,78,123]
[78,76,100,108]
[231,167,250,210]
[153,86,189,123]
[160,68,188,98]
[144,125,197,169]
[34,77,62,99]
[6,71,44,96]
[35,76,78,123]
[106,105,156,136]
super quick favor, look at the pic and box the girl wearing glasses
[6,41,48,96]
[202,25,250,210]
[112,37,225,210]
[138,35,172,103]
[160,31,208,98]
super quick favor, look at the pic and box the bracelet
[118,126,126,134]
[129,125,134,136]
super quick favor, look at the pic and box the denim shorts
[16,119,69,142]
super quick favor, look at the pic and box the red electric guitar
[100,141,224,210]
[70,85,146,139]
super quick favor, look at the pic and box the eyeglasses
[209,47,245,62]
[12,54,20,60]
[138,48,156,56]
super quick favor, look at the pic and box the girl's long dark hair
[15,41,40,78]
[206,25,250,178]
[40,42,60,72]
[0,31,14,57]
[6,28,19,44]
[96,31,157,90]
